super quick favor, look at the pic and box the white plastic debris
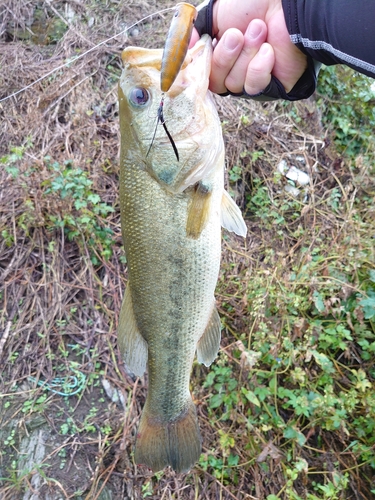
[284,184,301,198]
[277,159,289,175]
[285,166,310,186]
[277,160,310,186]
[102,378,126,409]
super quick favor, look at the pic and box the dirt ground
[1,1,375,499]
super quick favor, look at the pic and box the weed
[141,481,153,497]
[228,165,242,183]
[1,139,32,178]
[44,158,115,264]
[198,452,239,484]
[8,351,19,364]
[22,394,48,415]
[4,430,16,447]
[1,229,14,247]
[211,144,375,495]
[317,66,375,158]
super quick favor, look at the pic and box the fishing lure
[148,3,198,161]
[160,2,198,93]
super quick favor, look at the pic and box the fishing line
[146,108,161,159]
[157,97,179,161]
[0,7,174,103]
[146,94,179,161]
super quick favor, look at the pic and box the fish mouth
[174,34,213,98]
[186,34,212,72]
[124,35,215,163]
[156,35,214,143]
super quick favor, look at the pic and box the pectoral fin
[197,305,221,366]
[221,190,247,237]
[186,181,212,239]
[117,284,148,377]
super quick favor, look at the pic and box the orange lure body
[160,2,198,93]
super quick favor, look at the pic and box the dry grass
[1,1,375,499]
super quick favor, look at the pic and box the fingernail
[247,20,262,39]
[223,32,240,51]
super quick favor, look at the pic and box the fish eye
[129,87,150,107]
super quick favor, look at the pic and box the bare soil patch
[1,1,374,499]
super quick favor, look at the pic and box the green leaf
[241,388,261,407]
[284,426,306,446]
[210,393,224,409]
[254,385,271,401]
[74,199,87,210]
[313,291,325,313]
[359,291,375,319]
[311,350,335,373]
[227,454,239,467]
[87,193,101,204]
[60,423,69,435]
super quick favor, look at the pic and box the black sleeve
[282,0,375,79]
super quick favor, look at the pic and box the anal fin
[118,284,148,377]
[197,305,221,367]
[221,189,247,237]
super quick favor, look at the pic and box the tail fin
[134,398,201,473]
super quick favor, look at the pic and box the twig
[0,321,11,359]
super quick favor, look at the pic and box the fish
[117,34,247,473]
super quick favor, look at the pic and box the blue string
[28,370,86,397]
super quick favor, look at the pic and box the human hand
[190,0,308,96]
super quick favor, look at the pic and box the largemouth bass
[117,34,246,473]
